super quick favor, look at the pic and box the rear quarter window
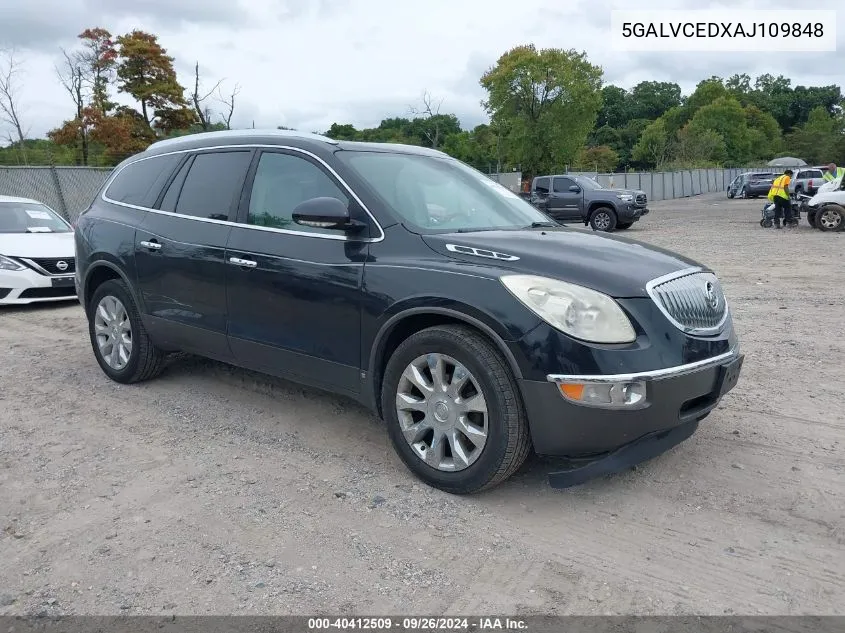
[104,153,182,208]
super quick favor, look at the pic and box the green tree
[629,81,681,120]
[596,85,630,129]
[687,97,752,164]
[480,44,603,178]
[573,145,619,172]
[671,125,726,166]
[115,30,195,131]
[786,106,841,164]
[632,118,670,168]
[686,76,728,113]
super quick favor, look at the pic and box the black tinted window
[159,157,192,212]
[534,177,550,194]
[247,152,349,233]
[105,154,181,207]
[175,151,253,220]
[553,177,575,192]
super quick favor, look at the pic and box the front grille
[25,257,76,275]
[647,270,728,335]
[635,193,647,206]
[19,287,77,299]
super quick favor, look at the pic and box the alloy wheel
[594,212,611,230]
[94,295,132,370]
[394,353,488,472]
[818,208,842,230]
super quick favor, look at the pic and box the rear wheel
[381,325,531,494]
[589,207,617,232]
[817,205,845,232]
[88,279,166,384]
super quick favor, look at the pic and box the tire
[761,219,773,228]
[380,325,532,494]
[616,222,633,230]
[816,204,845,232]
[589,207,617,232]
[727,190,734,199]
[740,187,748,199]
[88,279,166,384]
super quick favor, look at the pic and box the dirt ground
[1,192,843,616]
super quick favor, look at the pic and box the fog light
[557,380,647,409]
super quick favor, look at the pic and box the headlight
[0,254,25,271]
[617,194,633,202]
[500,275,637,343]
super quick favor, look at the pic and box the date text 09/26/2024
[307,617,528,630]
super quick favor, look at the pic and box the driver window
[553,177,575,192]
[247,152,349,233]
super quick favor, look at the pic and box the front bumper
[619,205,649,221]
[0,267,77,305]
[519,348,744,485]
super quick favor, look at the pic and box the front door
[135,149,254,359]
[546,176,582,220]
[225,149,371,398]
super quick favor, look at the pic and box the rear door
[531,177,550,210]
[547,176,582,220]
[135,149,254,359]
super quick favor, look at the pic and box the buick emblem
[704,280,719,310]
[56,260,69,271]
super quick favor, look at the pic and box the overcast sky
[1,0,843,140]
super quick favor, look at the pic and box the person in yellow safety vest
[822,163,845,182]
[767,169,794,229]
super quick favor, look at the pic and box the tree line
[1,36,843,177]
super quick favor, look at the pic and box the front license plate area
[718,355,744,397]
[51,276,75,288]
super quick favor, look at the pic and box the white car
[806,177,845,232]
[0,195,77,305]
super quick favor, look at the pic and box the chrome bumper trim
[547,348,740,385]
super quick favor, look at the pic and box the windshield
[337,151,552,232]
[0,202,72,234]
[575,176,603,190]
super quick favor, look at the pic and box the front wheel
[589,207,617,232]
[381,325,531,494]
[816,204,845,232]
[88,279,166,384]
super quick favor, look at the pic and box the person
[768,169,794,229]
[822,163,845,182]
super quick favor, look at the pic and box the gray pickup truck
[530,174,649,231]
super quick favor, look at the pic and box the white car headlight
[0,254,25,271]
[617,194,633,202]
[501,275,637,344]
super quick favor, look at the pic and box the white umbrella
[767,156,807,167]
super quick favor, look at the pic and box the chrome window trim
[547,347,740,384]
[645,266,730,336]
[100,143,386,243]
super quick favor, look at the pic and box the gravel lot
[1,192,843,616]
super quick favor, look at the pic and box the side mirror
[292,197,364,233]
[569,185,581,193]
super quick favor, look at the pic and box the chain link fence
[1,164,782,223]
[0,166,112,222]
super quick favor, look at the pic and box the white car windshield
[338,151,553,232]
[0,202,72,234]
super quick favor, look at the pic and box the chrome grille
[646,269,728,335]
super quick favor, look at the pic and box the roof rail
[146,128,339,151]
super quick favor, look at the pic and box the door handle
[139,240,161,250]
[229,257,257,268]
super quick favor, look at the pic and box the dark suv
[74,130,743,493]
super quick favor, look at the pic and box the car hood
[587,188,644,197]
[422,228,703,298]
[0,232,75,258]
[808,190,845,207]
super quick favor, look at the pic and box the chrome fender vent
[445,244,520,262]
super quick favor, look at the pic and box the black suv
[74,130,743,493]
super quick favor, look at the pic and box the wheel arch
[367,307,525,417]
[83,260,140,318]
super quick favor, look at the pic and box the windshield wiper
[525,221,559,228]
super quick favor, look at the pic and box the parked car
[74,130,743,493]
[0,195,77,305]
[805,174,845,232]
[788,167,825,196]
[529,174,649,231]
[727,172,777,198]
